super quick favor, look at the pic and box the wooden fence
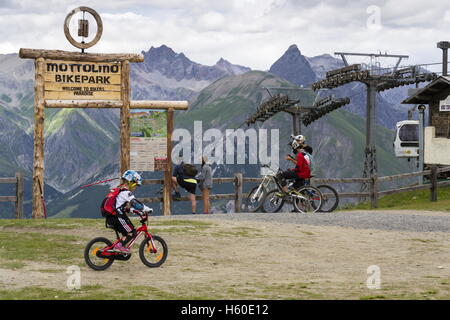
[137,166,450,213]
[0,172,24,218]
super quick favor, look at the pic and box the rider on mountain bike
[279,136,311,194]
[108,170,152,253]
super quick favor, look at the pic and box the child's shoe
[113,242,130,253]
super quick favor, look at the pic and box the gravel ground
[153,210,450,233]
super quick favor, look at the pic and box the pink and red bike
[84,211,168,270]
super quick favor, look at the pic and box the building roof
[402,76,450,104]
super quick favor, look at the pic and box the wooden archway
[19,48,188,218]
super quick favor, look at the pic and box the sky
[1,0,450,71]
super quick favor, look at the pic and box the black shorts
[106,211,135,236]
[280,171,306,189]
[177,176,197,195]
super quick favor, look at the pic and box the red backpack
[100,185,127,217]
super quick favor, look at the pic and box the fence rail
[0,172,24,219]
[137,165,450,213]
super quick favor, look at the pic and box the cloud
[1,0,449,71]
[196,11,226,31]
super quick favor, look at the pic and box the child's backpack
[182,163,198,178]
[100,186,126,217]
[302,151,315,174]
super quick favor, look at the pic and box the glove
[130,208,142,215]
[143,205,153,214]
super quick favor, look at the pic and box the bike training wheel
[293,186,323,213]
[245,186,267,212]
[139,235,168,268]
[84,237,115,271]
[317,185,339,212]
[262,189,285,213]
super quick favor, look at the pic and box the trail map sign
[44,60,122,100]
[130,110,168,171]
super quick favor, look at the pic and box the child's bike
[84,210,168,271]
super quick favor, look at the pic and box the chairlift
[393,120,419,158]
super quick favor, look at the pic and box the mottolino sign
[44,60,122,100]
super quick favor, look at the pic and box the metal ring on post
[64,6,103,50]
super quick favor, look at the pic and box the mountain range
[0,44,420,218]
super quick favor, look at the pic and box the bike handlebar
[130,208,151,223]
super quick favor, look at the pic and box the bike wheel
[139,235,168,268]
[262,189,285,213]
[317,185,339,212]
[84,237,115,271]
[293,186,323,213]
[245,185,266,212]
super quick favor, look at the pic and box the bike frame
[99,213,158,257]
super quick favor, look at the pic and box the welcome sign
[439,94,450,112]
[43,59,122,100]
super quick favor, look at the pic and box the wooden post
[120,60,131,174]
[430,165,438,202]
[32,58,45,219]
[370,173,378,209]
[163,108,174,216]
[234,172,243,213]
[15,172,24,219]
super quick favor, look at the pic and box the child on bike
[280,138,311,193]
[106,170,152,253]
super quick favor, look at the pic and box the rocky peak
[269,44,317,87]
[139,45,251,82]
[215,57,251,75]
[306,53,345,80]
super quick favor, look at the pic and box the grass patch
[342,185,450,212]
[0,218,214,236]
[254,282,325,299]
[359,295,387,300]
[0,285,184,300]
[409,238,438,243]
[0,231,83,265]
[146,219,214,235]
[422,289,439,295]
[211,227,263,238]
[0,218,103,230]
[0,286,109,300]
[34,269,62,273]
[149,220,214,228]
[0,261,26,270]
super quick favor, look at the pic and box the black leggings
[106,211,136,245]
[280,170,306,189]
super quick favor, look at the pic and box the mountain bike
[307,180,339,212]
[261,172,323,214]
[84,210,168,271]
[245,164,277,212]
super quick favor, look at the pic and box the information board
[130,110,167,171]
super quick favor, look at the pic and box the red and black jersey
[294,152,311,179]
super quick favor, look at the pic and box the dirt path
[1,213,449,299]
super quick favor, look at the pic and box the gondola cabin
[394,120,419,158]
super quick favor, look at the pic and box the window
[399,124,419,142]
